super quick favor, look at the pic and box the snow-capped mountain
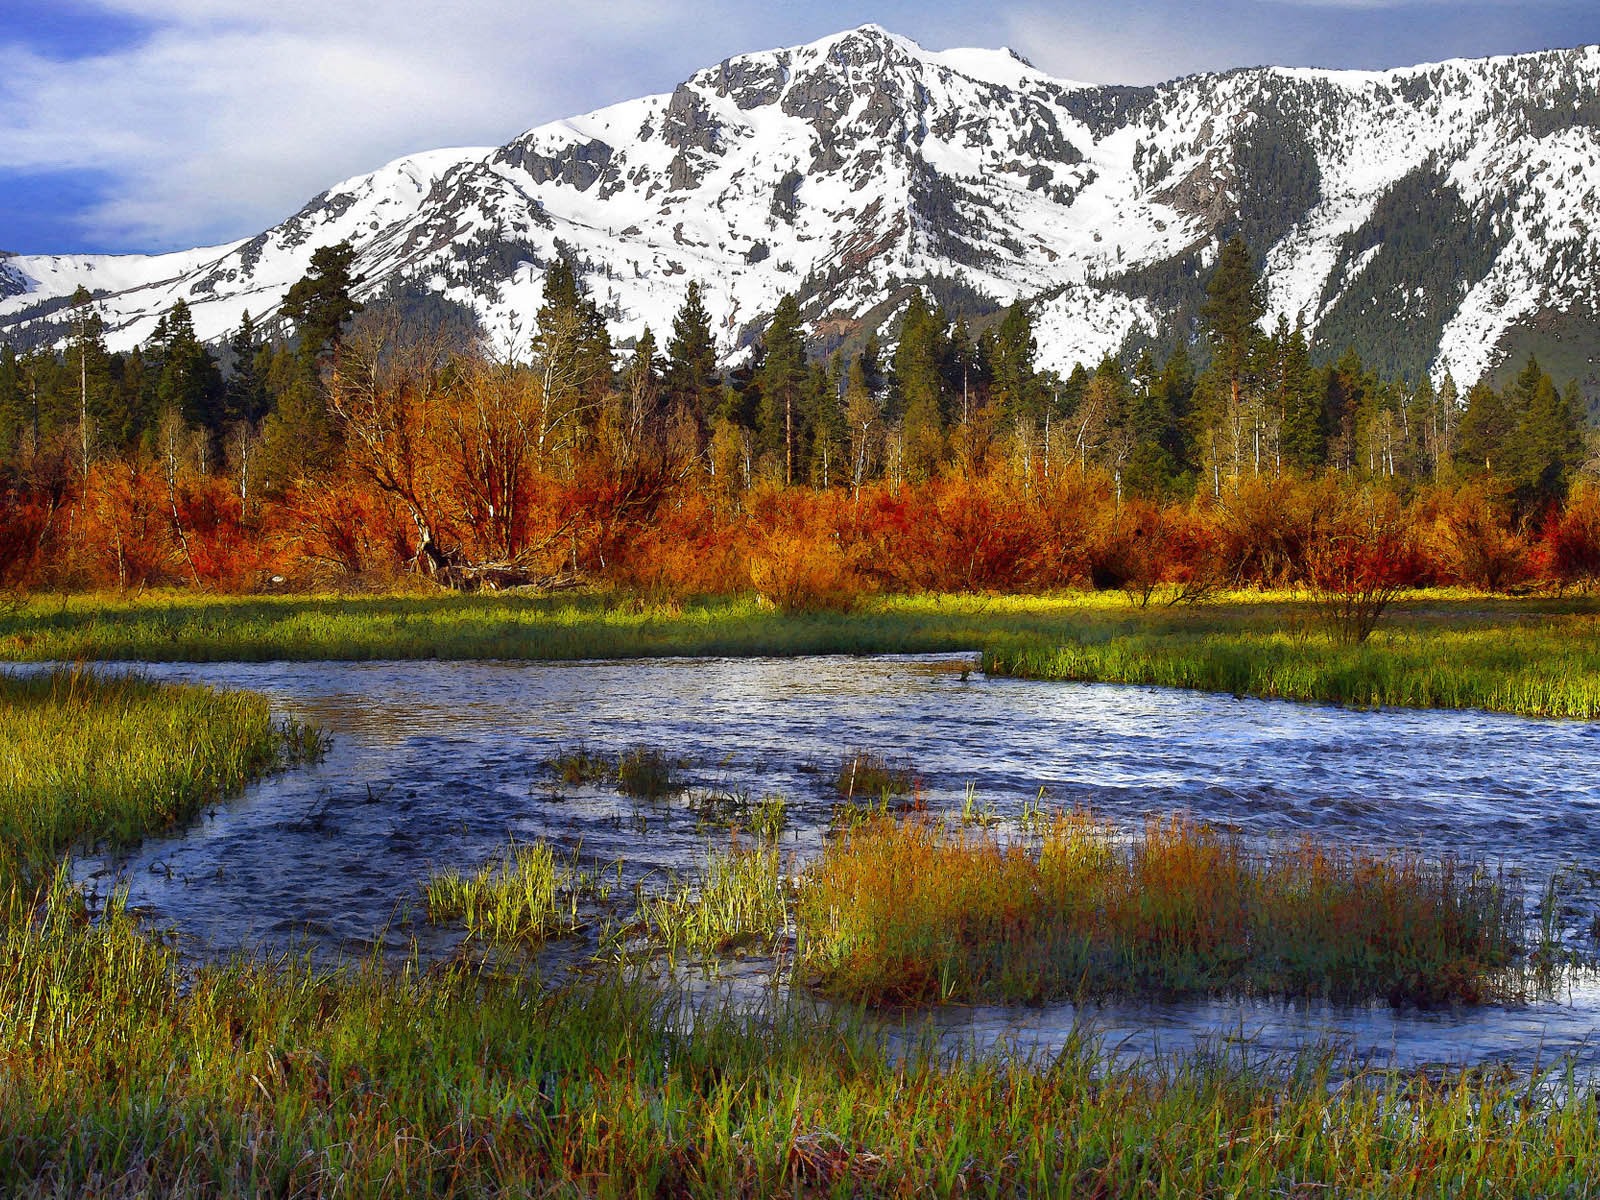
[5,24,1600,388]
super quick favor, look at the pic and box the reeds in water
[641,845,789,958]
[424,842,607,944]
[797,812,1524,1007]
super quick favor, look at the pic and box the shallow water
[58,654,1600,1073]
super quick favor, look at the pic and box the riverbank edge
[6,587,1600,719]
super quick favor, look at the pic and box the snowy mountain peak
[5,30,1600,393]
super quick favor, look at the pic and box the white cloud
[0,0,769,250]
[1000,8,1236,85]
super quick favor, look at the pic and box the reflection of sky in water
[45,654,1600,1075]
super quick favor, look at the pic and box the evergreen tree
[225,311,271,426]
[0,345,23,464]
[153,299,224,443]
[755,294,808,484]
[893,292,948,481]
[532,258,613,465]
[808,352,846,488]
[281,241,363,363]
[1322,347,1370,472]
[1502,356,1585,511]
[1270,318,1323,470]
[1199,236,1265,417]
[1457,378,1514,477]
[64,286,115,476]
[664,282,721,436]
[1122,348,1186,497]
[991,301,1040,427]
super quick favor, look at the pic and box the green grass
[984,614,1600,718]
[797,814,1526,1008]
[7,587,1600,719]
[9,899,1600,1198]
[0,668,323,896]
[423,842,613,945]
[640,844,790,959]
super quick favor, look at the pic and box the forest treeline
[1,236,1597,602]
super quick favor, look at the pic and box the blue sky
[3,0,1599,256]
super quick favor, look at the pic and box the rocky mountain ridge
[5,25,1600,390]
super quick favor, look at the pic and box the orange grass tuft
[797,812,1522,1007]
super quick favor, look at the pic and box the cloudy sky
[3,0,1598,256]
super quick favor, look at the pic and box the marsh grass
[423,842,613,944]
[11,589,1600,718]
[685,789,788,840]
[548,742,610,785]
[985,616,1600,718]
[547,743,684,798]
[8,903,1600,1198]
[834,751,917,800]
[616,745,682,799]
[0,668,323,896]
[797,813,1524,1007]
[641,844,789,958]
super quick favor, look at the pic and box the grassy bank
[0,589,1145,663]
[983,612,1600,718]
[5,668,1600,1194]
[8,914,1600,1198]
[6,588,1600,719]
[0,669,322,896]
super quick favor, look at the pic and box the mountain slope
[4,26,1600,389]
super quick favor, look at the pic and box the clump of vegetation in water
[547,743,684,799]
[640,845,789,959]
[796,812,1525,1007]
[616,745,682,799]
[424,842,612,944]
[686,789,787,840]
[748,793,788,841]
[547,743,610,785]
[834,751,917,801]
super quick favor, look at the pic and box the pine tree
[801,353,843,488]
[755,294,808,484]
[66,286,112,477]
[1271,318,1323,471]
[532,258,613,466]
[1199,237,1264,414]
[664,281,720,437]
[0,344,23,464]
[1457,378,1514,477]
[991,301,1039,427]
[1195,237,1266,490]
[225,311,271,426]
[1322,347,1370,472]
[281,241,363,364]
[893,292,948,482]
[154,300,224,444]
[1502,356,1584,511]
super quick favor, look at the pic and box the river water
[64,654,1600,1074]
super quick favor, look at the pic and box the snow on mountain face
[5,25,1600,388]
